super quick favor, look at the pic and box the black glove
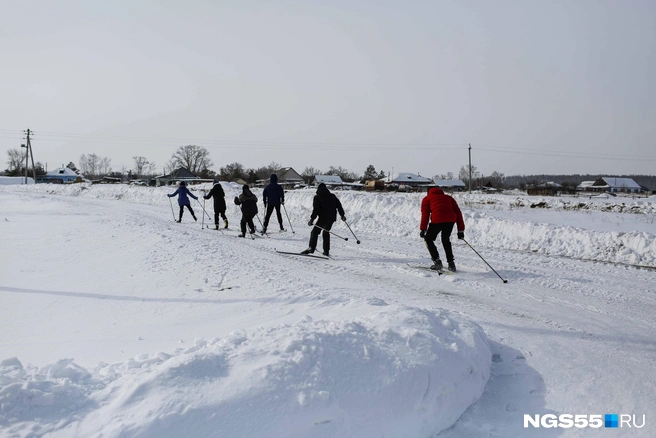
[457,231,465,240]
[420,230,426,238]
[341,215,346,221]
[308,219,314,226]
[234,196,240,205]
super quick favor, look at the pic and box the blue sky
[2,0,655,177]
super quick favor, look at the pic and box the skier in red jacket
[419,187,465,272]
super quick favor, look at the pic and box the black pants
[263,204,283,229]
[309,220,333,253]
[424,222,455,262]
[179,204,195,220]
[240,213,256,234]
[214,210,227,226]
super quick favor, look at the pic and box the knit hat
[243,184,250,190]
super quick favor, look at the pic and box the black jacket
[311,184,345,223]
[234,186,258,215]
[204,182,226,212]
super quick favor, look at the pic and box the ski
[406,263,454,275]
[261,230,286,236]
[275,249,329,260]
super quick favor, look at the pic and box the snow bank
[2,184,654,267]
[0,177,34,185]
[1,305,490,438]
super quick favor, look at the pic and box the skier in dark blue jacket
[167,181,198,222]
[262,173,285,233]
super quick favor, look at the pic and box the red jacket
[420,187,465,231]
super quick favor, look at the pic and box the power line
[1,128,655,161]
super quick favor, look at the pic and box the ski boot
[301,247,315,255]
[447,261,457,273]
[224,219,228,229]
[430,259,443,271]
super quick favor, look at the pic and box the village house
[40,166,82,184]
[577,177,642,194]
[155,167,201,186]
[313,175,343,186]
[432,178,466,192]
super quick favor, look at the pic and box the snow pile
[0,177,34,185]
[457,193,656,215]
[1,306,490,438]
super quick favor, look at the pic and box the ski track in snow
[1,184,655,437]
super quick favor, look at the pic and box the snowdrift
[1,305,490,437]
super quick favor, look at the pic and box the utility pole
[26,129,36,183]
[21,129,37,184]
[22,143,28,184]
[468,143,472,194]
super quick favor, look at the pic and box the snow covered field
[1,183,655,437]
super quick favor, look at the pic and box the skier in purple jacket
[167,181,198,222]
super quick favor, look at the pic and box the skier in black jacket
[302,183,345,257]
[234,184,258,237]
[204,180,228,230]
[262,173,285,233]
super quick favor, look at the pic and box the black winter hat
[243,184,250,190]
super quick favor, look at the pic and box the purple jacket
[168,186,198,206]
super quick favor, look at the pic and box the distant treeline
[502,174,656,190]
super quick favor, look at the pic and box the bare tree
[79,153,112,178]
[79,154,98,177]
[133,156,156,179]
[489,171,505,187]
[301,166,322,184]
[99,157,112,176]
[169,145,213,174]
[255,161,282,180]
[5,149,24,176]
[219,162,246,181]
[459,165,478,185]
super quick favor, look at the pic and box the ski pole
[255,214,270,237]
[201,197,206,229]
[343,220,361,244]
[168,197,176,221]
[462,238,508,283]
[282,204,295,234]
[195,197,211,221]
[313,224,348,241]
